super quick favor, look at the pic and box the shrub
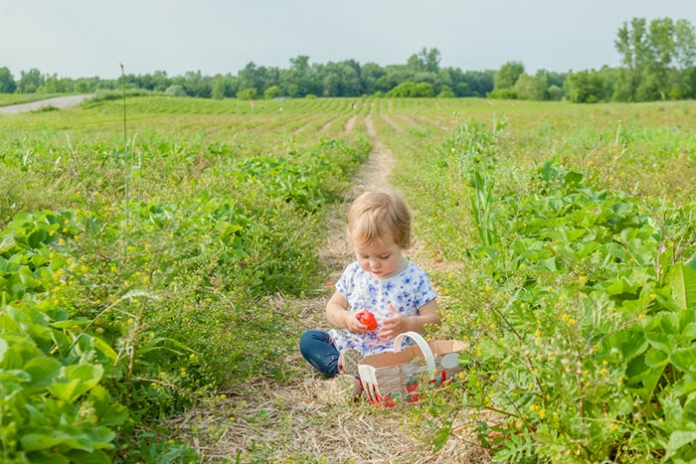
[386,81,434,98]
[90,88,154,102]
[236,87,257,100]
[264,85,282,100]
[165,84,187,97]
[437,85,456,98]
[486,88,518,99]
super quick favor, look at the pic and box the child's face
[353,234,405,279]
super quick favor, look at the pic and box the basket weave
[358,332,465,407]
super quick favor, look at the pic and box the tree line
[0,49,496,101]
[0,17,693,103]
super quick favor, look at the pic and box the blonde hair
[348,189,411,249]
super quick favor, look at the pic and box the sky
[2,0,696,80]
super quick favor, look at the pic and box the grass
[0,93,63,107]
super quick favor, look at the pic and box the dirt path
[344,115,357,133]
[0,95,91,114]
[171,118,489,463]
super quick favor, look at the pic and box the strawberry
[356,309,378,330]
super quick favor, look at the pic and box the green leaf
[92,337,118,362]
[65,450,111,464]
[28,455,69,464]
[51,320,90,329]
[673,374,696,396]
[0,369,31,383]
[22,427,95,453]
[670,347,696,374]
[687,254,696,270]
[660,312,681,335]
[432,422,453,453]
[645,348,669,368]
[0,233,16,253]
[24,357,62,389]
[668,263,696,311]
[89,385,129,427]
[18,266,41,289]
[48,364,104,403]
[577,241,601,258]
[664,431,696,461]
[679,309,696,334]
[645,333,676,354]
[49,379,82,403]
[626,354,664,399]
[537,257,557,271]
[21,433,66,452]
[682,322,696,339]
[84,426,116,450]
[0,337,7,364]
[26,228,48,249]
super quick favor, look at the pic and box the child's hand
[345,310,372,334]
[378,305,407,341]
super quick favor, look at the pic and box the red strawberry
[356,309,378,330]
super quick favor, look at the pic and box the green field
[0,93,62,107]
[1,96,695,463]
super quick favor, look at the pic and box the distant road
[0,95,92,114]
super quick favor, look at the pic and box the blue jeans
[299,329,340,377]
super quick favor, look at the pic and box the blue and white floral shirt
[329,260,437,357]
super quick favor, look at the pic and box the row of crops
[381,102,696,462]
[0,96,371,462]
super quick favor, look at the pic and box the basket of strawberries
[357,331,465,408]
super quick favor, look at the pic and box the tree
[41,74,70,94]
[673,19,696,97]
[150,70,171,92]
[564,70,604,103]
[237,62,262,94]
[17,68,44,93]
[361,62,386,95]
[407,47,441,73]
[319,61,362,97]
[547,85,564,101]
[211,76,228,99]
[674,19,696,69]
[458,70,495,97]
[494,61,524,90]
[514,73,547,100]
[614,17,696,101]
[639,17,675,100]
[280,55,317,97]
[615,17,647,101]
[177,70,212,98]
[0,67,16,93]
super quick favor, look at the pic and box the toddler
[299,189,440,400]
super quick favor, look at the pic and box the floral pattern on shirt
[329,260,437,357]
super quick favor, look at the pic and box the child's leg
[299,330,340,377]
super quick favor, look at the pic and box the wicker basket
[358,331,465,407]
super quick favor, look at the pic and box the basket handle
[393,331,436,379]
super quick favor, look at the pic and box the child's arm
[378,299,440,341]
[325,290,370,333]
